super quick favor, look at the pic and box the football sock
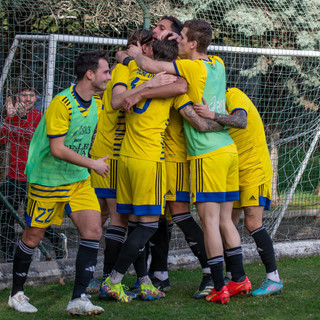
[72,239,99,300]
[251,226,279,279]
[103,225,127,280]
[149,219,169,273]
[12,240,35,296]
[224,247,246,282]
[113,221,158,276]
[207,256,224,292]
[172,212,208,268]
[154,271,169,281]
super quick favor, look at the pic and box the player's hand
[146,71,177,88]
[122,93,141,113]
[116,50,129,63]
[127,43,142,58]
[157,30,179,41]
[194,97,215,120]
[93,155,110,177]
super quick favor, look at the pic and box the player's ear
[86,69,95,80]
[141,44,147,55]
[190,40,197,50]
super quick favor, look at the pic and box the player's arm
[194,98,247,129]
[111,71,178,110]
[49,137,109,177]
[179,104,224,132]
[46,99,109,177]
[120,44,176,75]
[121,77,188,112]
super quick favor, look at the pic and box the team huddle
[8,16,283,316]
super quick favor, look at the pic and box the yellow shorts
[165,161,190,202]
[116,155,166,216]
[233,180,271,209]
[190,152,239,203]
[26,177,100,228]
[91,156,118,199]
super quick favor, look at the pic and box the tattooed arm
[179,104,224,132]
[194,98,247,129]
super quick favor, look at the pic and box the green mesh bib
[183,60,233,156]
[25,87,97,186]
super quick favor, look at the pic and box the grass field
[1,255,320,320]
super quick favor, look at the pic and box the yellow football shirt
[120,60,192,162]
[226,88,273,189]
[90,63,129,159]
[45,85,101,137]
[164,107,187,162]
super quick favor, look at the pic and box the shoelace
[17,293,30,305]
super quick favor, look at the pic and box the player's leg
[220,151,251,297]
[66,178,104,315]
[148,215,170,291]
[241,182,282,296]
[104,157,165,301]
[9,191,64,313]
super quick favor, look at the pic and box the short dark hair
[160,16,183,34]
[127,29,153,48]
[183,19,212,53]
[75,51,109,80]
[153,35,178,62]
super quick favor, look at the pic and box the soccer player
[99,35,193,303]
[194,87,283,296]
[146,15,214,299]
[126,19,251,304]
[88,29,177,296]
[8,51,111,316]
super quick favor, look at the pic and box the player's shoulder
[208,55,225,68]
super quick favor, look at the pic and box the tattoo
[181,105,223,132]
[214,110,247,129]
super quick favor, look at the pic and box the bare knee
[22,227,46,247]
[243,207,263,233]
[80,224,102,240]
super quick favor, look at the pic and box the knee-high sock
[207,256,224,292]
[224,247,245,282]
[12,240,35,296]
[72,239,99,300]
[172,212,208,268]
[149,219,169,273]
[103,225,127,280]
[113,221,158,277]
[251,226,277,273]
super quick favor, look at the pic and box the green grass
[1,255,320,320]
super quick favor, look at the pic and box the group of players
[7,15,283,316]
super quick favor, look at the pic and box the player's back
[226,87,273,187]
[120,60,174,162]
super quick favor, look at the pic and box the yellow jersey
[120,60,192,162]
[45,85,101,137]
[90,63,129,159]
[226,88,273,189]
[164,107,187,163]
